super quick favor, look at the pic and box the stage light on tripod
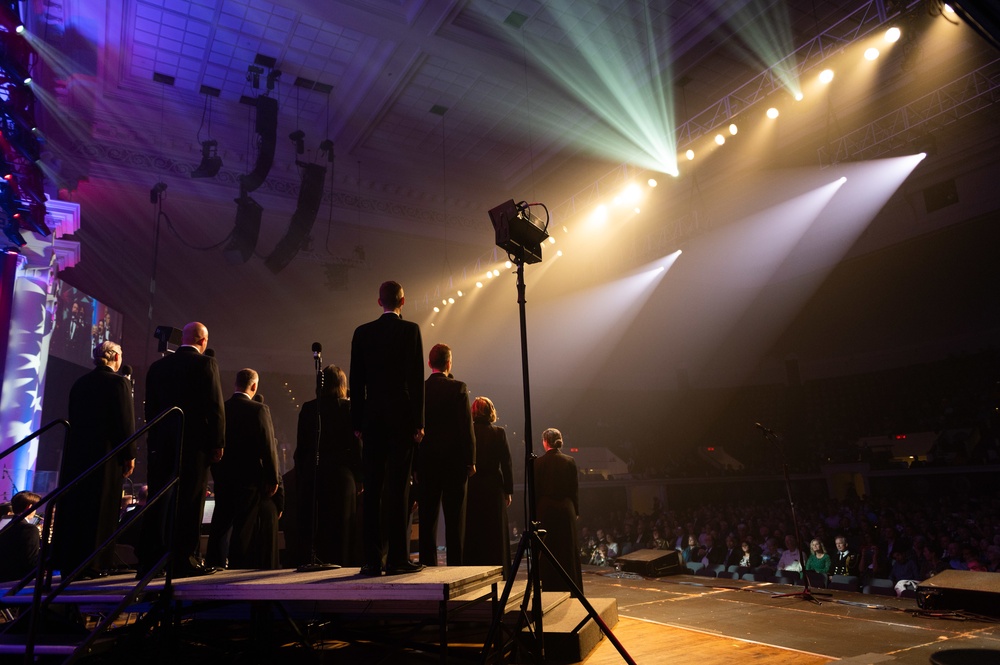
[493,269,500,277]
[885,26,901,43]
[433,306,440,313]
[505,260,512,269]
[476,281,483,288]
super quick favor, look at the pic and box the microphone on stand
[204,348,215,358]
[311,342,322,361]
[119,364,133,383]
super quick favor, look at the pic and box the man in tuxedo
[206,369,279,569]
[350,281,425,576]
[54,341,136,578]
[417,343,475,567]
[138,321,225,578]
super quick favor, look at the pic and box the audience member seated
[720,534,741,569]
[682,534,702,563]
[777,535,803,573]
[806,538,831,575]
[701,533,726,567]
[738,538,762,570]
[830,535,858,576]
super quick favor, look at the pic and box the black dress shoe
[359,564,383,577]
[173,564,218,578]
[78,569,109,581]
[385,561,424,575]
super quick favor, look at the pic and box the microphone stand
[298,344,339,572]
[755,423,829,603]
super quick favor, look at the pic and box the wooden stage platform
[5,566,1000,664]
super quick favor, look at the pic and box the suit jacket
[56,365,136,570]
[213,393,279,489]
[349,312,424,436]
[64,365,136,475]
[420,372,475,469]
[145,345,225,455]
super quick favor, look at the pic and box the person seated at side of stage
[700,533,726,567]
[720,533,742,569]
[0,491,42,582]
[776,534,803,573]
[681,534,702,563]
[830,534,858,576]
[805,538,831,575]
[738,538,762,570]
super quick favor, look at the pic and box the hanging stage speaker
[916,570,1000,616]
[615,549,683,577]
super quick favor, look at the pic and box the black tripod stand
[479,259,634,664]
[298,342,339,572]
[754,423,829,603]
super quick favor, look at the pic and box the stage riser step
[0,644,77,655]
[523,594,619,663]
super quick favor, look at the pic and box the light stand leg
[479,258,634,664]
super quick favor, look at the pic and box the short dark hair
[235,368,258,392]
[379,281,404,309]
[11,491,41,515]
[428,343,451,371]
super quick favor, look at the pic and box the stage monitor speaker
[916,570,1000,616]
[615,548,683,577]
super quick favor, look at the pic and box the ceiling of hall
[22,0,1000,417]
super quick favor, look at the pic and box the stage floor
[5,566,1000,663]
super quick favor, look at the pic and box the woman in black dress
[463,397,514,577]
[534,427,583,592]
[294,365,362,566]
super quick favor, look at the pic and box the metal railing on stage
[0,406,184,664]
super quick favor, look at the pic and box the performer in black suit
[294,364,361,566]
[534,427,583,592]
[206,368,279,569]
[350,280,425,576]
[138,321,225,578]
[417,343,475,567]
[464,396,514,577]
[0,491,42,582]
[54,341,136,577]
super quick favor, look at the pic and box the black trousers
[361,434,415,569]
[417,465,467,566]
